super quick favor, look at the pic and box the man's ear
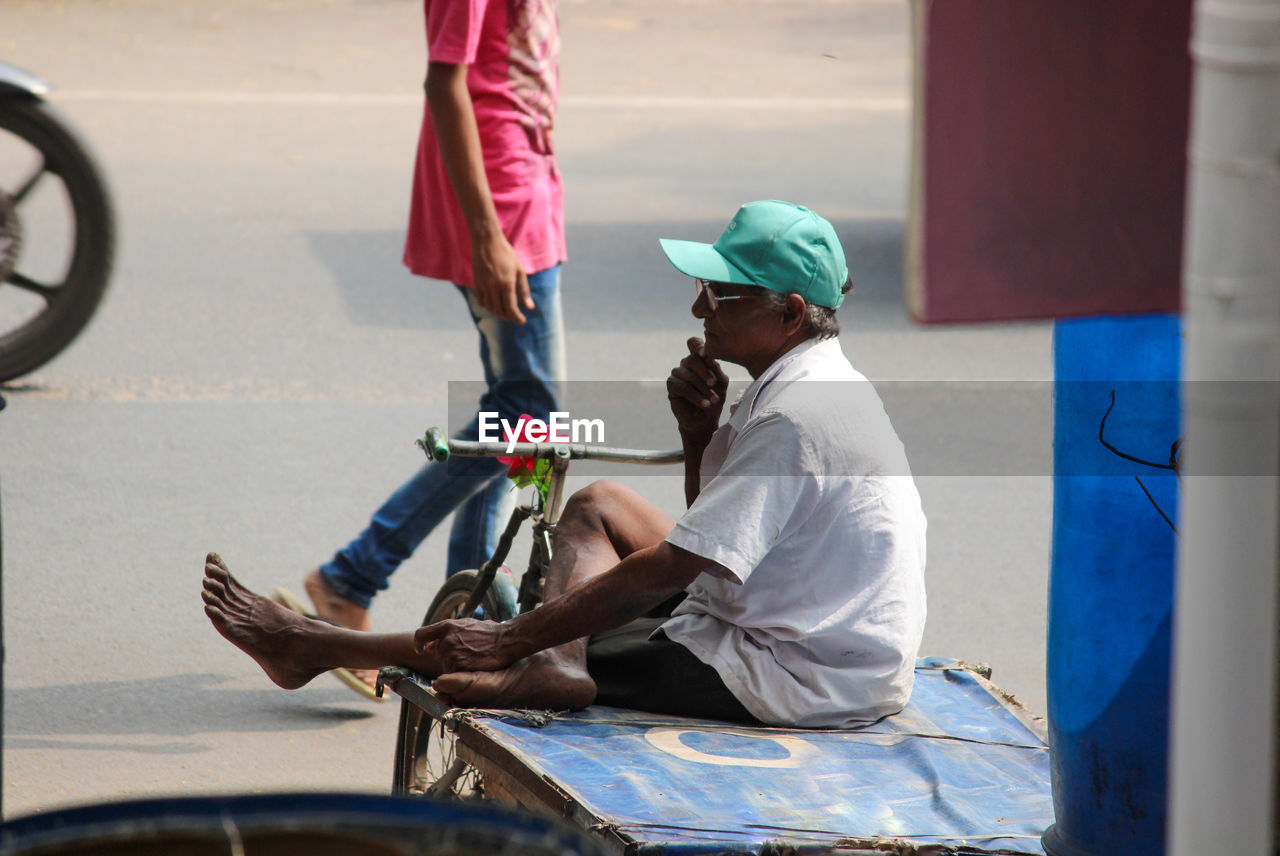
[782,294,808,332]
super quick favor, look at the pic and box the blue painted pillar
[1042,314,1181,856]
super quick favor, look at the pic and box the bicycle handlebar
[420,427,450,462]
[416,427,683,466]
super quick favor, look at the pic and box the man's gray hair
[758,276,852,341]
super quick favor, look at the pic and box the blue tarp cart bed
[385,657,1055,855]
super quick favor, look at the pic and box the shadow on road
[306,218,909,334]
[4,673,377,751]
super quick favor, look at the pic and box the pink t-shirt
[403,0,567,287]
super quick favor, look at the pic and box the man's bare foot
[204,553,337,690]
[302,569,377,690]
[432,649,596,711]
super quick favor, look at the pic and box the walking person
[278,0,567,699]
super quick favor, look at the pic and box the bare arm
[415,541,713,671]
[679,428,713,508]
[425,60,533,322]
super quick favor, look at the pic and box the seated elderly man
[203,200,927,728]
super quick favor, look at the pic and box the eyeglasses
[695,279,754,312]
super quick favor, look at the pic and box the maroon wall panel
[908,0,1193,323]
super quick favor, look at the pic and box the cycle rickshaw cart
[379,430,1056,856]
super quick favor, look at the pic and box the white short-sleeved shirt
[663,338,927,728]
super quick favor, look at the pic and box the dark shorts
[585,616,761,724]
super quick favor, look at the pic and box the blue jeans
[320,265,565,609]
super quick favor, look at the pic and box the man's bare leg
[204,553,439,688]
[300,568,378,690]
[540,481,679,601]
[208,480,674,710]
[206,554,589,707]
[431,481,676,708]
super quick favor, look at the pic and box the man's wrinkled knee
[560,480,633,529]
[551,481,675,566]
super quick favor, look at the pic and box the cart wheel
[392,570,506,798]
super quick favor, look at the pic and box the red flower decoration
[495,414,552,500]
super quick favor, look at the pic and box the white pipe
[1171,1,1280,854]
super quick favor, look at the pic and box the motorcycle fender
[0,62,50,98]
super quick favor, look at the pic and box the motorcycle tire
[0,97,114,383]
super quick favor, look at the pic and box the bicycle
[379,427,682,799]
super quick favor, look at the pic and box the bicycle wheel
[0,98,114,382]
[392,570,506,798]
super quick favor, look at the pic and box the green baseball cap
[659,200,849,309]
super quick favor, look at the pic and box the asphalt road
[0,0,1052,817]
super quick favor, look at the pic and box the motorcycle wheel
[0,97,114,383]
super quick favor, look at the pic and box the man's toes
[202,576,228,602]
[205,563,229,586]
[205,556,227,577]
[202,564,258,609]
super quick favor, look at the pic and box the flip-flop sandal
[272,586,385,702]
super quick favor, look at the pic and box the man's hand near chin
[668,336,729,442]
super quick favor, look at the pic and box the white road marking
[52,90,908,112]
